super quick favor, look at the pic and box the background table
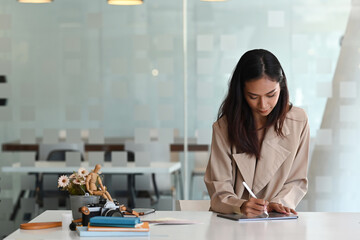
[2,161,182,203]
[2,161,181,175]
[5,210,360,240]
[2,161,182,217]
[1,137,209,203]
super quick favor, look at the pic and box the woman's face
[244,75,281,121]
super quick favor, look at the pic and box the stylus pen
[242,181,269,217]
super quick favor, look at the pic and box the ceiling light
[108,0,143,5]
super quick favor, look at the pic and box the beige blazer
[204,106,310,214]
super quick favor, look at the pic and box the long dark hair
[217,49,291,159]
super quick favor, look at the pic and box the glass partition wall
[0,0,352,236]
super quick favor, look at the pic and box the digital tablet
[217,212,298,221]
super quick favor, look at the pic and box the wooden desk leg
[127,174,136,208]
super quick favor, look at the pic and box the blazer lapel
[232,152,256,189]
[253,123,291,195]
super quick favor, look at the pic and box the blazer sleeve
[204,122,246,214]
[270,117,310,209]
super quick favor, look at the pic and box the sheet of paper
[144,218,202,225]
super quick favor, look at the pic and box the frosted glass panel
[340,81,357,98]
[135,152,150,167]
[268,11,285,28]
[197,35,214,51]
[111,151,127,167]
[66,105,82,121]
[197,81,214,99]
[0,14,12,30]
[158,81,174,98]
[315,176,333,193]
[87,13,102,29]
[21,175,36,190]
[134,105,150,121]
[220,35,237,51]
[65,152,81,167]
[196,129,212,145]
[158,105,174,121]
[317,82,333,98]
[111,82,128,98]
[20,129,36,144]
[20,106,35,122]
[0,37,11,53]
[155,35,174,51]
[0,108,12,121]
[66,129,82,143]
[19,152,36,167]
[340,105,357,122]
[88,105,103,121]
[135,128,150,144]
[158,128,174,144]
[43,129,58,144]
[340,129,357,146]
[197,58,214,75]
[88,81,103,98]
[88,152,104,166]
[89,129,104,144]
[63,37,81,52]
[0,83,11,98]
[316,129,332,145]
[0,60,11,75]
[316,58,333,74]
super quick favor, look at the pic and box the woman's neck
[254,115,267,130]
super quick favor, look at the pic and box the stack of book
[76,216,150,237]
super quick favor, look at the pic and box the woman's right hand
[268,202,297,215]
[240,198,269,217]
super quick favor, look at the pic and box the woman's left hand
[268,202,297,215]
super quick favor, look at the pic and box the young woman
[204,49,309,216]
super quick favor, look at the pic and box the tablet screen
[217,212,298,221]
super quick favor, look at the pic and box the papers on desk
[217,212,298,222]
[144,218,201,225]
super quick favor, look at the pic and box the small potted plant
[58,167,100,220]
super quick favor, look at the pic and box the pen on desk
[242,181,269,217]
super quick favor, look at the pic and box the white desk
[5,210,360,240]
[1,161,183,209]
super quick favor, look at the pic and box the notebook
[217,212,298,221]
[89,216,141,227]
[77,226,149,237]
[87,222,149,232]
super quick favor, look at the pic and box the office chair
[47,149,85,161]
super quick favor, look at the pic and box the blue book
[77,226,150,237]
[89,216,141,228]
